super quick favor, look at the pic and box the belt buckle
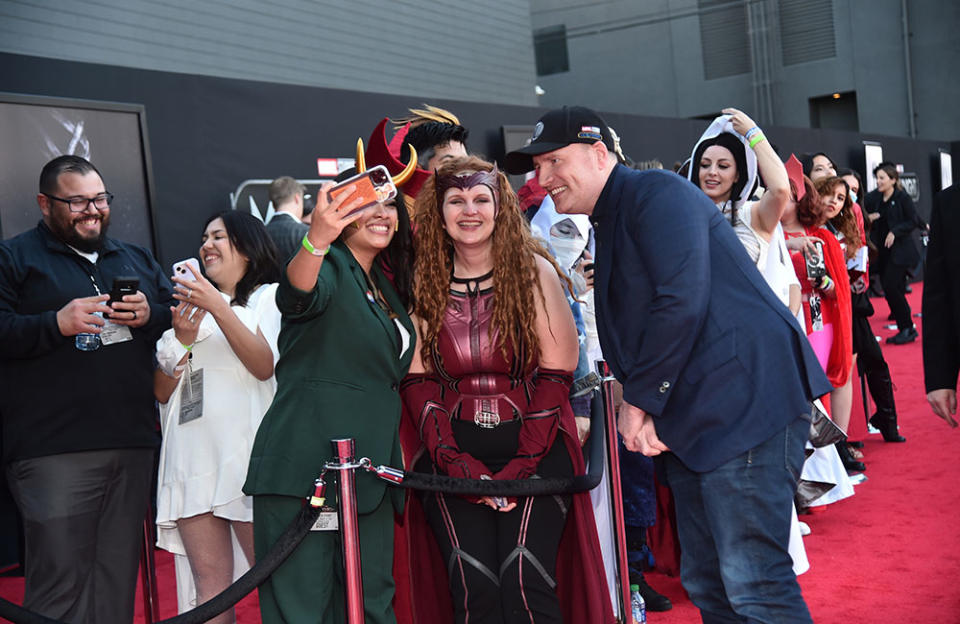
[474,409,501,429]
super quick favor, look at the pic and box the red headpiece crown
[785,154,806,201]
[435,163,500,209]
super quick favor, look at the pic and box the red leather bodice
[432,289,533,425]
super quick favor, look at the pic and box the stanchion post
[332,438,365,624]
[140,510,160,623]
[598,362,633,623]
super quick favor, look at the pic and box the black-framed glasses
[43,192,114,213]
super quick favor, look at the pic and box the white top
[723,201,800,312]
[155,283,280,554]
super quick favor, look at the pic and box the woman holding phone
[153,210,281,622]
[243,134,417,624]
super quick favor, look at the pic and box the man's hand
[109,290,151,328]
[927,389,958,428]
[885,231,895,248]
[618,401,669,456]
[56,294,112,337]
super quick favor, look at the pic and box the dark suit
[266,212,309,263]
[923,183,960,393]
[244,241,414,624]
[591,166,830,622]
[874,188,922,330]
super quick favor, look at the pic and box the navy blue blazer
[591,165,832,472]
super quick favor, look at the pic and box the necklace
[451,270,493,296]
[363,272,397,320]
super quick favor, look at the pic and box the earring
[395,221,399,232]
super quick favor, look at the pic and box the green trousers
[253,494,396,624]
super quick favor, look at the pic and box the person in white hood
[688,108,801,319]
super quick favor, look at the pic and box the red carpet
[3,286,959,623]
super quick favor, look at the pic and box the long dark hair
[801,152,837,179]
[203,211,281,307]
[377,192,414,310]
[332,169,415,310]
[691,132,748,226]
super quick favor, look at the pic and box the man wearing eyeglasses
[0,155,174,623]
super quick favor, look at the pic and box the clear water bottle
[630,583,646,624]
[75,312,103,351]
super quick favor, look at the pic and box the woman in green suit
[243,158,416,623]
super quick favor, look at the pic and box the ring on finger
[132,310,137,320]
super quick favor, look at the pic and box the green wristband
[749,133,767,149]
[302,234,330,257]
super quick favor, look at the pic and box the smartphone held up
[326,165,397,217]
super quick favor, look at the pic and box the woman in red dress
[397,156,613,624]
[782,158,858,470]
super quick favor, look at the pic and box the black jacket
[590,166,831,472]
[870,188,922,268]
[922,184,960,393]
[0,221,174,463]
[266,213,309,263]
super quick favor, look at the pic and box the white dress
[154,283,280,611]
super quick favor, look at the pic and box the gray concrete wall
[530,0,960,141]
[0,0,540,106]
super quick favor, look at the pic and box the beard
[48,210,110,253]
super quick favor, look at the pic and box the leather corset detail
[434,289,531,425]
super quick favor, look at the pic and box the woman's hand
[480,497,517,512]
[868,211,881,222]
[170,300,207,346]
[723,107,759,137]
[785,235,820,255]
[885,231,895,248]
[172,263,228,318]
[573,249,595,291]
[305,182,371,252]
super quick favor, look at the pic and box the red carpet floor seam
[2,285,959,622]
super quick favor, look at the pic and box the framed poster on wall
[863,141,883,193]
[0,92,159,255]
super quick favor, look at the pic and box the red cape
[392,403,616,624]
[809,227,853,387]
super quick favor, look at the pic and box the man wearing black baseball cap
[506,107,831,623]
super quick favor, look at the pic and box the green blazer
[244,241,415,514]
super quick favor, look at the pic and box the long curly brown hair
[814,176,861,260]
[412,156,567,371]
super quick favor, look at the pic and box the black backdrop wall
[0,50,957,570]
[2,52,955,269]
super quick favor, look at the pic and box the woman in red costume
[781,157,857,467]
[397,156,614,624]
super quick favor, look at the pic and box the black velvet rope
[0,396,609,624]
[392,400,606,496]
[0,503,321,624]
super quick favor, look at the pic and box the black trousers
[880,262,913,330]
[5,448,154,624]
[419,421,572,624]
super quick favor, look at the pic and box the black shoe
[628,569,673,612]
[836,441,866,472]
[885,327,918,345]
[887,312,896,321]
[869,412,906,442]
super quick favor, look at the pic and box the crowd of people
[0,101,957,624]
